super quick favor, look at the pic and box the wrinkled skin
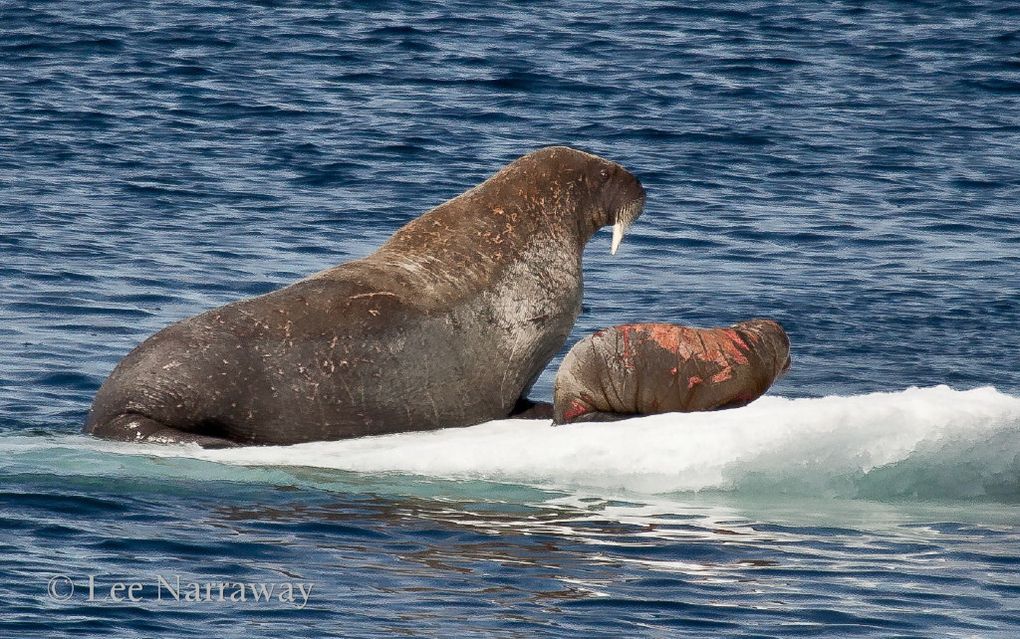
[553,319,791,424]
[86,146,645,447]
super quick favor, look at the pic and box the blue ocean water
[2,1,1020,637]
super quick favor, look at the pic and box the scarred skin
[553,319,791,424]
[85,146,645,447]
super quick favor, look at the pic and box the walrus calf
[86,146,645,447]
[553,319,791,424]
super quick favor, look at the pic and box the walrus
[85,146,645,447]
[553,319,791,424]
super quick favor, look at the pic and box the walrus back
[85,275,420,444]
[85,267,551,444]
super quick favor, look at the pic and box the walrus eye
[600,168,610,181]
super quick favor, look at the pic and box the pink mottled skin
[562,399,592,422]
[553,319,791,424]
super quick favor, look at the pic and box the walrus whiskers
[610,199,643,255]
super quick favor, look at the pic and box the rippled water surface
[2,1,1020,637]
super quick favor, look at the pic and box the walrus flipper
[88,413,240,449]
[561,411,637,424]
[509,397,554,420]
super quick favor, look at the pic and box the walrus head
[367,146,647,294]
[510,146,646,255]
[735,318,792,379]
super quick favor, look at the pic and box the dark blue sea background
[3,1,1020,637]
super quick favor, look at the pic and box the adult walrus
[85,146,646,447]
[553,319,791,424]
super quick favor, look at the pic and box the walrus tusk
[610,220,626,255]
[610,200,640,255]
